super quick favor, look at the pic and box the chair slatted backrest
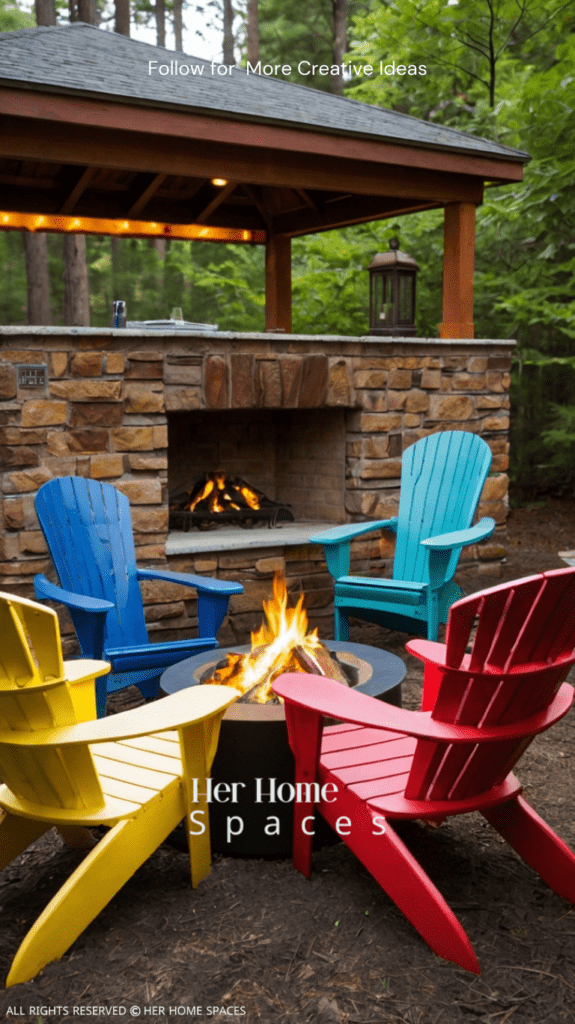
[35,477,149,652]
[405,569,575,803]
[394,432,492,586]
[0,592,104,811]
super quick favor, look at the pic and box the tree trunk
[24,234,53,325]
[151,238,167,259]
[77,0,96,22]
[223,0,234,64]
[156,0,165,48]
[173,0,182,51]
[246,0,259,65]
[27,2,55,326]
[331,0,347,96]
[35,0,56,25]
[115,0,130,35]
[63,235,91,326]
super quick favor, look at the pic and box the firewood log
[293,643,349,687]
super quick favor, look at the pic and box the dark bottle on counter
[112,300,127,328]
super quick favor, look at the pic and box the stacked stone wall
[0,329,513,653]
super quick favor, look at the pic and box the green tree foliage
[343,1,575,496]
[0,0,34,29]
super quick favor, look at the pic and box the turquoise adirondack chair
[34,477,243,716]
[310,431,495,641]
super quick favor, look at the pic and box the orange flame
[188,472,260,513]
[205,571,320,703]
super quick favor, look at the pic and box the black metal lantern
[368,238,418,336]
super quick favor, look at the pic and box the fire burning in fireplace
[203,571,346,703]
[188,471,261,514]
[169,472,294,530]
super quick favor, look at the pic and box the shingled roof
[0,23,528,164]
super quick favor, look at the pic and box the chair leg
[483,795,575,903]
[95,675,108,718]
[334,607,349,642]
[6,793,183,988]
[426,591,439,642]
[333,805,480,974]
[0,810,50,871]
[135,675,161,701]
[56,825,97,850]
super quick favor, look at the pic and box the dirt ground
[2,499,575,1024]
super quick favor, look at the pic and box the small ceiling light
[212,178,228,187]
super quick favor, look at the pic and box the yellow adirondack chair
[0,591,239,988]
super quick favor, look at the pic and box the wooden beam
[241,183,273,233]
[274,194,440,236]
[0,88,527,184]
[195,180,237,224]
[59,166,98,214]
[0,173,58,189]
[128,172,167,217]
[295,188,317,212]
[0,117,486,206]
[265,235,291,333]
[439,202,476,339]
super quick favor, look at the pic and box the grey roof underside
[0,23,529,163]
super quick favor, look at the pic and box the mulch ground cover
[2,499,575,1024]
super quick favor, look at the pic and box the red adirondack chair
[273,568,575,974]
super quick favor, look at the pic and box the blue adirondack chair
[34,477,243,716]
[310,431,495,642]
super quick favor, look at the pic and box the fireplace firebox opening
[167,408,347,528]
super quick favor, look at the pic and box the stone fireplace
[0,327,512,653]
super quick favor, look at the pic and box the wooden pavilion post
[265,234,292,333]
[439,202,476,339]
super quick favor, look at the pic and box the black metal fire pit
[160,641,405,857]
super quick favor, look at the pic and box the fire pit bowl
[160,641,405,856]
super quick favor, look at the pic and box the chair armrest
[309,520,398,578]
[64,659,111,685]
[34,574,114,614]
[136,569,243,595]
[0,686,240,747]
[420,517,495,551]
[34,574,114,660]
[272,673,574,744]
[137,569,243,638]
[309,519,398,545]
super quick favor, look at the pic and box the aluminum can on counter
[112,300,127,328]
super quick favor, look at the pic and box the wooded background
[1,0,574,497]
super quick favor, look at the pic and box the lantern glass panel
[398,274,413,322]
[373,273,394,324]
[373,274,383,324]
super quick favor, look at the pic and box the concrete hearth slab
[165,521,335,555]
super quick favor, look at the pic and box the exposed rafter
[127,173,167,217]
[59,166,98,214]
[295,188,317,213]
[241,184,274,234]
[195,181,237,225]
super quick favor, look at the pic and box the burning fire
[204,571,323,703]
[188,472,261,514]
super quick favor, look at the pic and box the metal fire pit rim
[160,639,406,717]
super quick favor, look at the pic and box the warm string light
[0,211,265,244]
